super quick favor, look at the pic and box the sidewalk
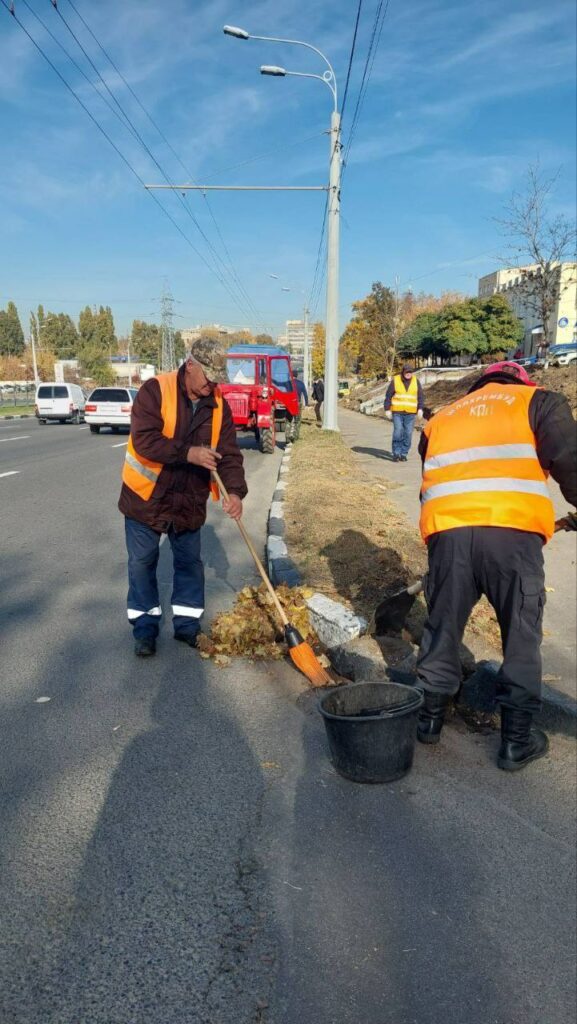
[339,408,577,709]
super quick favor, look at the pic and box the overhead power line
[55,0,267,330]
[47,0,265,329]
[0,0,260,325]
[340,0,364,125]
[342,0,391,179]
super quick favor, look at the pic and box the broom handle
[212,468,290,628]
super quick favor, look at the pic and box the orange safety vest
[391,373,419,413]
[419,382,555,543]
[122,372,224,503]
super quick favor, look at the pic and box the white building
[478,262,577,354]
[180,324,251,346]
[285,319,309,359]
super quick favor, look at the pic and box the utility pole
[323,109,341,432]
[30,328,39,386]
[160,281,176,372]
[303,304,310,394]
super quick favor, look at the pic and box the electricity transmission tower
[160,280,176,372]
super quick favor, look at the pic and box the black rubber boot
[135,637,156,658]
[174,632,199,649]
[498,708,549,772]
[417,692,452,745]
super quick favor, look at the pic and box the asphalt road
[1,415,576,1024]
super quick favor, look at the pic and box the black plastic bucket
[318,682,424,783]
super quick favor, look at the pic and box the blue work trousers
[392,412,416,457]
[125,517,204,640]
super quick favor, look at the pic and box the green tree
[78,341,115,385]
[37,312,79,358]
[398,312,438,361]
[0,301,25,356]
[311,322,325,378]
[131,320,162,365]
[474,294,524,354]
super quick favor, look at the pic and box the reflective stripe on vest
[122,373,224,503]
[419,383,555,542]
[390,374,418,413]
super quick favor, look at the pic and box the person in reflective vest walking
[118,354,247,658]
[415,361,577,770]
[384,365,424,461]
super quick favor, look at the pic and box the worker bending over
[416,361,577,771]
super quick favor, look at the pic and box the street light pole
[303,303,310,395]
[324,108,341,432]
[223,24,340,432]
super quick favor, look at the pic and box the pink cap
[482,361,536,386]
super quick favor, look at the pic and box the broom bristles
[289,641,332,687]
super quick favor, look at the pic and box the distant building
[181,324,250,347]
[285,319,309,359]
[478,262,577,354]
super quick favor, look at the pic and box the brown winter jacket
[118,367,247,533]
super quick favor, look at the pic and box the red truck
[220,345,300,453]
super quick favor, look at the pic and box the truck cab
[220,345,300,453]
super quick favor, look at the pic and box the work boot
[174,632,199,649]
[134,637,156,658]
[417,691,451,745]
[401,455,408,462]
[498,708,549,772]
[393,454,400,462]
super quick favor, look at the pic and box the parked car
[511,354,539,368]
[549,343,577,367]
[84,386,138,433]
[35,382,86,424]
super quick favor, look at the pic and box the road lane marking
[0,471,20,478]
[79,426,89,430]
[0,435,29,443]
[111,442,128,448]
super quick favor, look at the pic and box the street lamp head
[223,25,249,39]
[260,65,286,76]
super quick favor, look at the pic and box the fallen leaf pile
[197,584,318,664]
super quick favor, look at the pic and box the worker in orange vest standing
[384,365,424,462]
[415,361,577,770]
[118,353,247,658]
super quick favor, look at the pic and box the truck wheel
[71,410,80,424]
[89,425,101,434]
[259,427,275,454]
[37,418,46,425]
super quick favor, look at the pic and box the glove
[385,410,392,421]
[417,409,424,420]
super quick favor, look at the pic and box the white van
[35,382,86,424]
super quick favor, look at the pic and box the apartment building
[478,262,577,353]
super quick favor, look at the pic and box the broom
[212,468,332,686]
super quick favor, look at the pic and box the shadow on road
[350,444,396,462]
[276,712,537,1024]
[0,543,276,1024]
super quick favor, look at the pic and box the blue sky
[0,0,575,340]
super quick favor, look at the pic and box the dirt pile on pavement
[197,584,318,665]
[284,421,427,623]
[284,417,501,649]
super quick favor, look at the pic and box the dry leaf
[545,586,555,593]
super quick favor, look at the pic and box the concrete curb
[265,446,302,589]
[264,435,576,735]
[0,414,33,420]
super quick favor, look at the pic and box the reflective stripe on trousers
[127,606,162,621]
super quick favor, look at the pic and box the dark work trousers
[391,412,416,457]
[125,517,204,640]
[417,527,546,713]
